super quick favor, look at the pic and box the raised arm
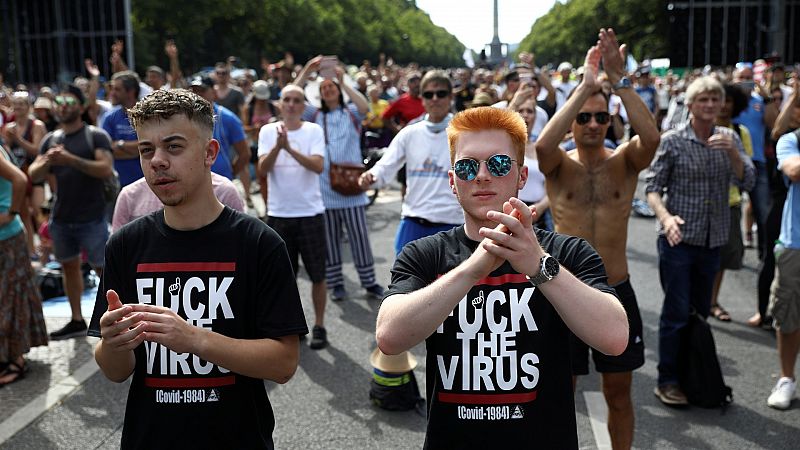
[292,55,322,88]
[337,67,369,115]
[109,40,129,74]
[165,40,186,89]
[600,28,660,171]
[534,45,601,176]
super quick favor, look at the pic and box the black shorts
[719,206,744,270]
[570,278,645,374]
[266,214,327,283]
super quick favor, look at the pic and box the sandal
[710,305,732,322]
[0,361,29,388]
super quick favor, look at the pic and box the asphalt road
[1,181,797,449]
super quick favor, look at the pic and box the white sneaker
[767,377,796,410]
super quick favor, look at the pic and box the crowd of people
[1,27,799,449]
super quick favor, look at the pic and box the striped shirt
[645,122,756,248]
[303,103,368,209]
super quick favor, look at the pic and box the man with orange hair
[375,105,628,448]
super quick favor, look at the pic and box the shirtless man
[535,29,660,450]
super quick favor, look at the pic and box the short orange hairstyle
[447,106,527,164]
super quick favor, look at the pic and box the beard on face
[58,108,81,123]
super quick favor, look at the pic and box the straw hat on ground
[370,348,417,373]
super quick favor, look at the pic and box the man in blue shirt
[102,70,143,187]
[733,64,769,259]
[190,76,249,180]
[767,128,800,410]
[634,68,657,115]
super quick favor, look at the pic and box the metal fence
[4,0,132,85]
[668,0,799,67]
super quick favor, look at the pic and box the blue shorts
[49,218,109,268]
[395,217,459,255]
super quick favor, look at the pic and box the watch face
[543,256,560,277]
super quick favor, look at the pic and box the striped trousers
[324,206,377,289]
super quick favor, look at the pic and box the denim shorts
[49,218,109,268]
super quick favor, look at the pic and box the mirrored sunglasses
[55,96,79,106]
[576,111,610,125]
[453,154,516,181]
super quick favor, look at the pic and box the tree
[129,0,465,75]
[516,0,669,69]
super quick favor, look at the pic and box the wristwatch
[612,77,632,91]
[115,140,125,151]
[526,254,560,287]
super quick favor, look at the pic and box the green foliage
[516,0,669,69]
[130,0,465,73]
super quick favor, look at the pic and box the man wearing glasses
[535,29,660,450]
[29,85,114,340]
[257,85,329,350]
[359,70,462,255]
[375,103,628,447]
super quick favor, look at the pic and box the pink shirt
[111,173,245,232]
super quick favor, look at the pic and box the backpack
[37,261,98,300]
[51,125,121,203]
[678,308,733,409]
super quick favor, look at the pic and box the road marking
[583,391,612,450]
[0,359,100,445]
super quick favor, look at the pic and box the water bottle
[774,240,785,260]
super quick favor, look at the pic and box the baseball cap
[558,62,573,72]
[190,75,214,90]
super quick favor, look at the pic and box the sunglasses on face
[422,90,450,100]
[576,111,610,125]
[55,96,79,106]
[453,154,516,181]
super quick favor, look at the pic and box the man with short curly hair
[90,89,307,449]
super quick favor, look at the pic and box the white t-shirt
[258,121,326,217]
[518,156,546,203]
[545,79,578,111]
[369,120,463,225]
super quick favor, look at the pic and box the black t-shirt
[39,124,113,222]
[386,226,614,449]
[88,207,308,450]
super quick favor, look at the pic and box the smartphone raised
[319,56,338,79]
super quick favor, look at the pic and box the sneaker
[49,319,87,340]
[309,325,328,350]
[767,377,797,409]
[331,286,347,302]
[364,284,385,300]
[654,384,689,406]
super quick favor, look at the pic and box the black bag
[37,263,65,300]
[678,308,733,408]
[37,262,98,300]
[369,370,424,412]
